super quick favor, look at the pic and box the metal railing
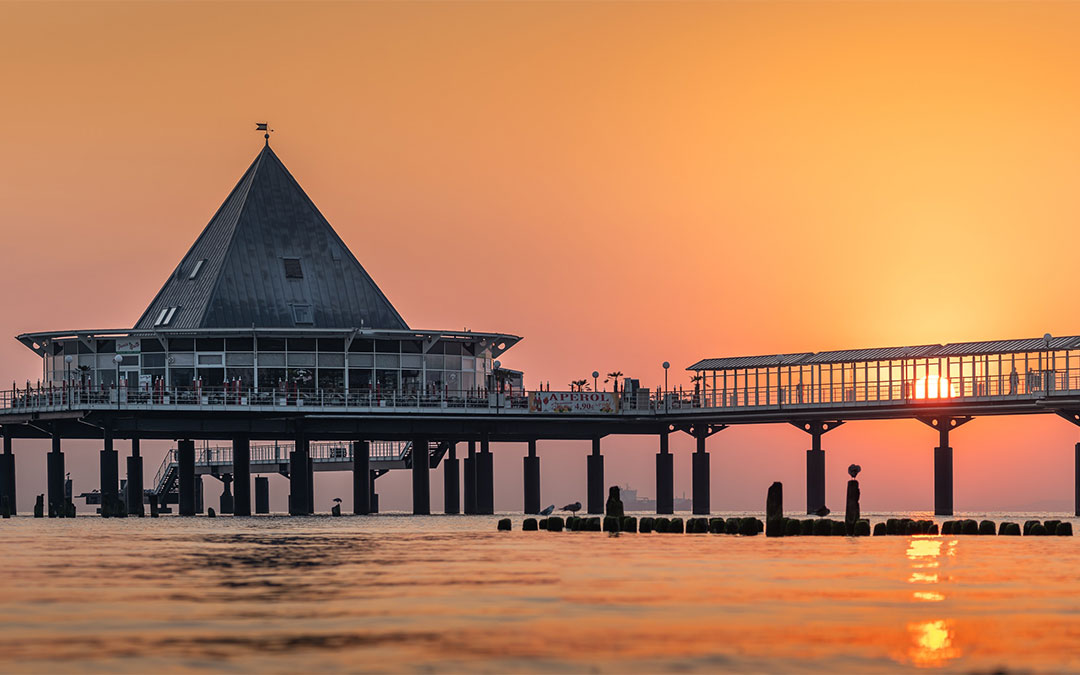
[152,440,410,495]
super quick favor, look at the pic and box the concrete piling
[47,432,64,517]
[178,439,196,516]
[978,520,996,535]
[523,440,540,515]
[656,432,674,515]
[934,444,953,516]
[523,517,538,531]
[806,438,826,515]
[692,434,710,515]
[353,440,370,515]
[127,438,144,517]
[845,479,860,535]
[476,438,494,515]
[497,518,511,531]
[233,436,251,517]
[411,436,430,515]
[0,429,14,516]
[288,435,309,516]
[306,455,314,514]
[444,443,460,515]
[33,494,43,518]
[463,441,476,515]
[587,438,604,515]
[254,476,270,514]
[149,494,159,517]
[99,433,118,519]
[219,474,234,514]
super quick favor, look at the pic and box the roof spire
[255,122,272,146]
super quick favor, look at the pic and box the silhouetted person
[606,486,624,519]
[1009,367,1019,395]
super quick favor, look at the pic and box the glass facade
[40,331,501,396]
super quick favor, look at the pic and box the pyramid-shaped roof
[135,143,408,331]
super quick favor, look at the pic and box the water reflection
[903,536,960,667]
[907,619,959,667]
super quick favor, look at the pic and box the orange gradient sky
[2,1,1080,512]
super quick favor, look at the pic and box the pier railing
[3,370,1079,419]
[152,440,409,495]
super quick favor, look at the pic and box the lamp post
[662,361,670,413]
[592,371,599,393]
[113,354,123,409]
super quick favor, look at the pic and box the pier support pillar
[233,436,251,517]
[444,443,459,514]
[127,438,143,517]
[0,429,15,516]
[934,446,953,516]
[178,439,196,516]
[477,438,494,515]
[99,432,118,517]
[791,421,843,515]
[219,473,234,514]
[195,474,204,514]
[587,437,604,515]
[289,435,309,516]
[307,456,315,514]
[656,431,673,515]
[1076,443,1080,518]
[917,416,972,517]
[463,441,477,515]
[523,440,540,515]
[412,436,430,515]
[692,434,710,515]
[254,476,270,514]
[47,431,64,517]
[353,440,370,514]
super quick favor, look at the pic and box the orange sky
[2,1,1080,513]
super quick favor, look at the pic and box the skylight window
[156,306,179,326]
[188,259,206,280]
[283,258,303,279]
[154,308,169,326]
[291,304,313,325]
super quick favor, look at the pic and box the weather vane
[255,122,274,145]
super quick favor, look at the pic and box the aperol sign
[528,392,617,414]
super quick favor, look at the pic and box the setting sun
[915,374,956,399]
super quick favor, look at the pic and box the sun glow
[914,375,957,399]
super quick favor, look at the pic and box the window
[291,304,313,325]
[188,259,206,280]
[283,258,303,279]
[163,307,178,326]
[154,309,168,326]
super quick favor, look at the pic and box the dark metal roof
[134,144,408,331]
[688,353,812,371]
[689,335,1080,371]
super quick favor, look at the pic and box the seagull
[814,505,831,517]
[539,505,555,516]
[848,464,861,479]
[561,501,582,514]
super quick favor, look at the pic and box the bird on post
[561,501,582,514]
[848,464,862,479]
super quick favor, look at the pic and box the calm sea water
[1,511,1079,673]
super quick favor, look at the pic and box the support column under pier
[48,431,64,517]
[353,440,370,515]
[178,439,195,516]
[289,435,309,516]
[523,440,540,515]
[587,437,604,515]
[444,443,459,515]
[917,416,971,517]
[792,421,843,515]
[127,438,143,517]
[0,429,14,516]
[100,432,118,517]
[412,436,430,515]
[369,471,380,513]
[233,436,251,517]
[254,476,270,514]
[463,441,477,515]
[307,456,315,515]
[692,434,710,515]
[1076,443,1080,518]
[476,438,494,515]
[656,432,673,515]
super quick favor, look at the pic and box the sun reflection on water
[902,534,961,667]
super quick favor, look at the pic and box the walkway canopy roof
[688,335,1080,371]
